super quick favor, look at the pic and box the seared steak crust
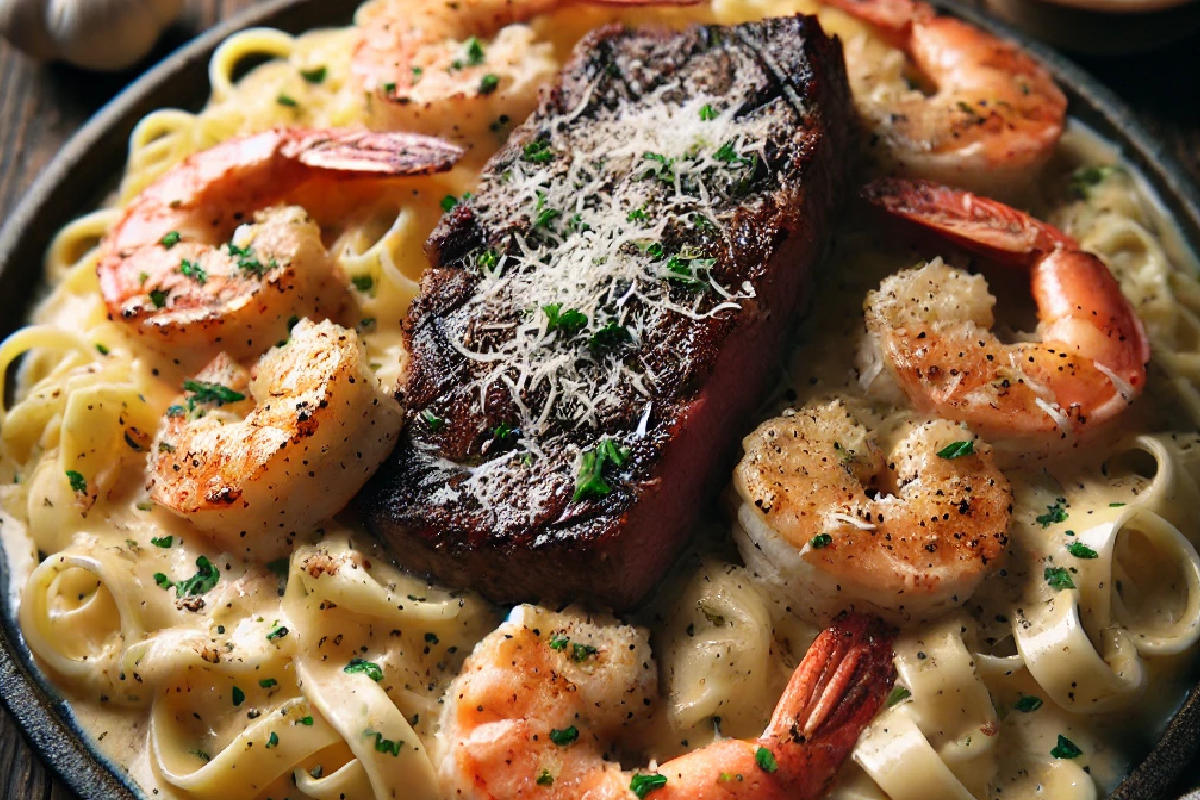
[359,16,852,609]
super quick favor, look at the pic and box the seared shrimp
[351,0,697,144]
[821,0,1066,194]
[149,319,403,561]
[733,400,1012,624]
[859,178,1150,451]
[99,127,462,360]
[438,605,895,800]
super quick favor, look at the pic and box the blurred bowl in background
[977,0,1200,52]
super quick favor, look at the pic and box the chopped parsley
[189,749,211,762]
[300,65,327,83]
[641,151,675,183]
[571,643,598,662]
[259,678,277,688]
[627,207,648,222]
[1067,541,1099,559]
[549,726,579,746]
[479,74,500,95]
[266,625,289,641]
[351,274,374,294]
[95,342,109,355]
[422,409,445,431]
[158,442,176,454]
[588,321,631,353]
[166,405,186,418]
[149,288,169,308]
[183,380,246,407]
[179,258,207,284]
[299,716,314,726]
[232,686,245,706]
[533,191,560,228]
[714,140,754,168]
[276,93,298,108]
[699,104,718,121]
[549,634,570,651]
[176,556,220,597]
[441,194,459,213]
[810,533,833,549]
[65,469,87,494]
[937,440,975,459]
[1069,165,1118,199]
[664,253,714,291]
[1014,695,1043,713]
[1036,499,1068,527]
[344,658,384,681]
[150,536,173,548]
[536,769,554,786]
[573,438,631,502]
[523,139,554,164]
[1110,502,1127,507]
[1044,566,1076,591]
[160,231,181,249]
[755,747,778,773]
[364,729,404,756]
[543,303,587,336]
[478,249,499,271]
[226,242,268,276]
[425,632,440,644]
[629,773,668,799]
[1050,734,1083,759]
[465,37,486,66]
[265,731,279,748]
[886,686,912,706]
[153,573,174,590]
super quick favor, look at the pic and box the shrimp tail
[285,129,465,175]
[863,177,1077,263]
[761,613,895,794]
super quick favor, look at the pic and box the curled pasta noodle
[658,559,789,738]
[21,546,162,703]
[209,28,296,104]
[152,695,340,800]
[274,535,494,800]
[1015,506,1200,710]
[1105,434,1200,542]
[854,710,977,800]
[852,619,996,800]
[45,210,117,284]
[121,110,206,201]
[1077,213,1175,335]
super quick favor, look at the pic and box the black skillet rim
[0,1,1197,798]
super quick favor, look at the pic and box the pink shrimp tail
[863,177,1077,263]
[283,129,464,175]
[761,613,896,797]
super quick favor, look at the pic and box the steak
[358,16,852,610]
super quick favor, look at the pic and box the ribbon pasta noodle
[1,3,1199,800]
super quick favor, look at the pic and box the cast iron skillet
[0,1,1198,798]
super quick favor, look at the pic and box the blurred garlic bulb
[0,0,184,70]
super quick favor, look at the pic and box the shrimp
[351,0,697,144]
[438,604,895,800]
[819,0,1066,195]
[858,178,1150,451]
[732,400,1012,624]
[149,319,403,561]
[98,127,462,360]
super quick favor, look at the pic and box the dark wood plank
[0,3,1197,799]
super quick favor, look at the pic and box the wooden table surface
[1,0,1199,798]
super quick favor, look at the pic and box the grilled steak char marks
[359,16,852,610]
